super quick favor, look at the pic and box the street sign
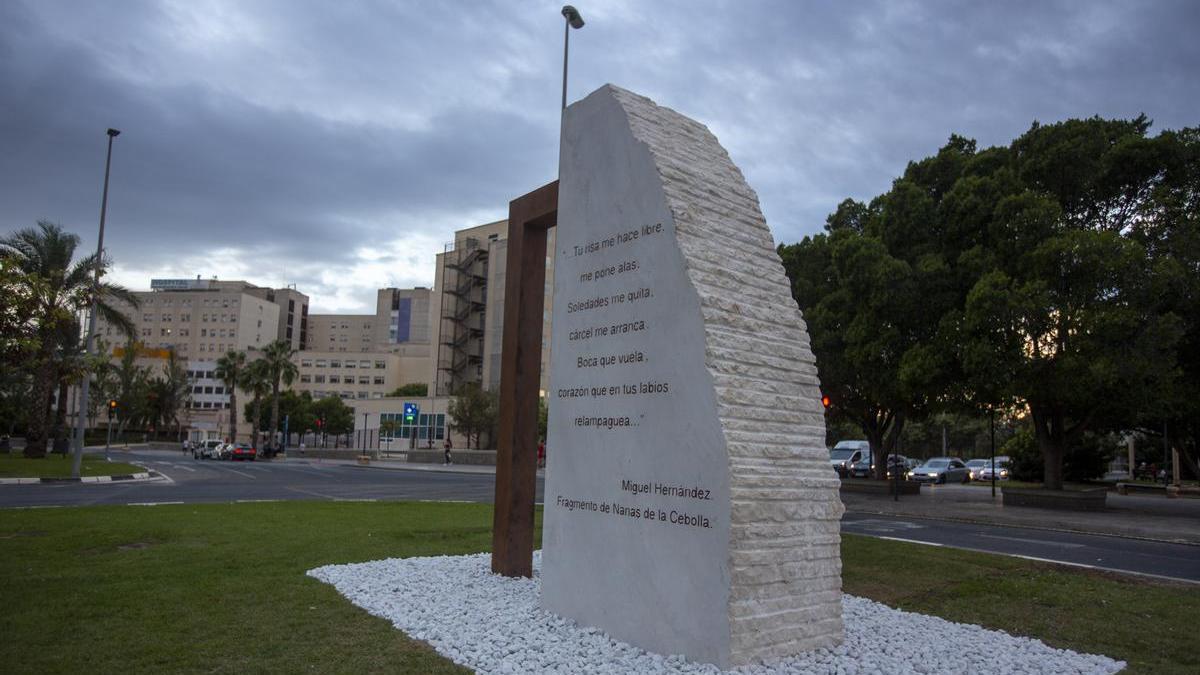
[403,402,419,424]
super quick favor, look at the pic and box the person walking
[443,437,453,465]
[537,440,546,469]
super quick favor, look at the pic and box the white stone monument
[542,84,844,668]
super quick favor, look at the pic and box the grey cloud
[2,0,1197,305]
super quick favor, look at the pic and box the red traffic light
[821,395,831,409]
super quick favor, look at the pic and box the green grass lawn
[0,452,145,478]
[0,502,1195,674]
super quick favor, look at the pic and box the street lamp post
[561,5,585,112]
[362,412,370,452]
[71,128,121,479]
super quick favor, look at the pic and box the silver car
[965,459,990,480]
[908,457,971,484]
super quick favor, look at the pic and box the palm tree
[214,350,247,442]
[0,221,137,457]
[260,340,298,454]
[239,359,271,451]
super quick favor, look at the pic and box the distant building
[430,220,554,397]
[96,277,308,441]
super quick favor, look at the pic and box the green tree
[146,350,191,439]
[960,117,1183,489]
[214,350,247,443]
[239,359,271,450]
[259,340,298,451]
[311,396,353,445]
[778,145,970,479]
[0,221,138,457]
[386,382,428,398]
[112,339,151,442]
[1130,126,1200,479]
[447,382,495,449]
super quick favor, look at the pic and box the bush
[1002,424,1118,483]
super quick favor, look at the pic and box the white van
[829,440,869,477]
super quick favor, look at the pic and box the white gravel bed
[308,552,1123,675]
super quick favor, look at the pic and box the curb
[844,507,1200,548]
[0,471,164,486]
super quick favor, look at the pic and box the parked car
[850,454,909,479]
[195,439,224,459]
[228,442,257,461]
[965,459,990,480]
[829,440,869,478]
[908,457,971,484]
[976,457,1011,481]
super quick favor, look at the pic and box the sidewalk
[840,482,1200,545]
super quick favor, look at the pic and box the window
[345,360,355,369]
[329,375,340,384]
[300,374,311,383]
[180,313,190,322]
[204,386,214,394]
[373,376,385,385]
[315,359,326,368]
[374,360,385,369]
[358,376,370,385]
[314,375,325,384]
[301,359,313,367]
[141,328,152,337]
[161,313,172,322]
[143,313,154,322]
[180,328,189,337]
[330,359,341,368]
[356,391,368,399]
[359,360,370,368]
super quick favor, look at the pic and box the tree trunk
[251,398,262,450]
[23,355,56,458]
[228,387,238,444]
[269,382,281,452]
[1033,406,1065,490]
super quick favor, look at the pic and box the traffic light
[821,394,831,410]
[107,399,118,417]
[315,418,323,430]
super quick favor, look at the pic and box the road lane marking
[175,466,197,473]
[979,534,1085,548]
[127,501,185,506]
[209,466,255,479]
[334,498,377,502]
[236,499,282,503]
[875,536,944,547]
[1007,553,1200,585]
[285,486,340,500]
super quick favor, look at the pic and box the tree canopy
[780,116,1197,489]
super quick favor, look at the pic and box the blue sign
[403,402,419,424]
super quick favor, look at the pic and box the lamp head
[562,5,584,29]
[107,128,121,138]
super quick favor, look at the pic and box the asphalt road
[0,449,519,507]
[4,449,1197,583]
[842,512,1200,584]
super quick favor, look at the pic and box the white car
[977,458,1011,481]
[965,459,990,480]
[195,439,224,459]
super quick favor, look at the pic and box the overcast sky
[2,1,1197,313]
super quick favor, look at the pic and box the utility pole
[71,128,121,478]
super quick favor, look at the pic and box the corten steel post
[72,128,121,478]
[492,180,558,578]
